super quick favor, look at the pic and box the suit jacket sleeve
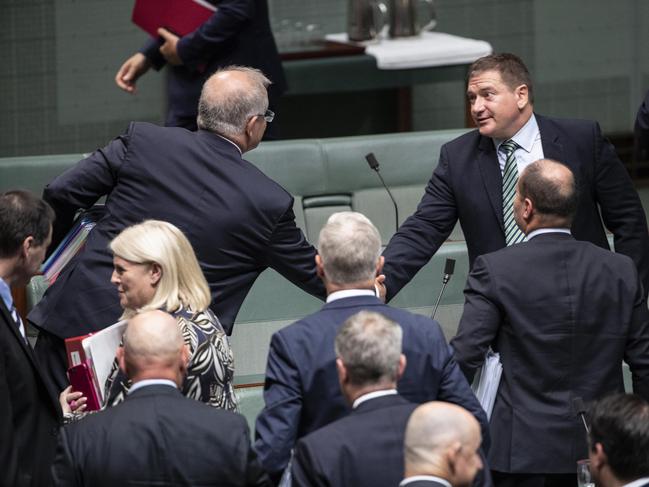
[592,121,649,294]
[42,127,128,249]
[291,438,329,487]
[451,255,502,383]
[254,332,303,479]
[623,269,649,400]
[176,0,255,70]
[50,427,80,487]
[265,205,326,300]
[382,145,458,301]
[634,90,649,162]
[0,343,20,487]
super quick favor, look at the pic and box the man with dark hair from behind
[291,310,420,486]
[451,159,649,486]
[0,190,61,487]
[51,309,268,486]
[588,394,649,487]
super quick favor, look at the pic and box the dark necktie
[500,140,526,245]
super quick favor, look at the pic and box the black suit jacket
[0,299,61,487]
[141,0,287,130]
[29,122,323,341]
[383,114,649,299]
[451,233,649,474]
[51,384,268,486]
[254,295,489,480]
[291,394,418,487]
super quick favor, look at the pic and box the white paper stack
[472,350,503,420]
[325,31,492,70]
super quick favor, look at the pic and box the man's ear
[590,442,607,471]
[445,442,462,479]
[523,197,534,220]
[315,254,325,279]
[336,357,348,385]
[180,344,190,374]
[21,236,35,259]
[117,346,127,374]
[376,255,385,276]
[396,354,407,380]
[515,84,529,110]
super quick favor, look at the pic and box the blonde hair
[110,220,211,318]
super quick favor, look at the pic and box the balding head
[197,66,270,143]
[118,310,189,386]
[404,402,483,487]
[514,158,578,233]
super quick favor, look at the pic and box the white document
[82,320,127,402]
[472,350,503,420]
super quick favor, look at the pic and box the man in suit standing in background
[254,211,489,484]
[401,402,484,487]
[0,190,61,487]
[382,53,649,300]
[30,66,324,391]
[451,159,649,486]
[588,394,649,487]
[291,310,419,486]
[115,0,286,136]
[51,309,268,486]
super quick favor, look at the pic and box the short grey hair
[318,212,382,285]
[197,65,270,137]
[335,311,403,386]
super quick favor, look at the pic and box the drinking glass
[577,459,595,487]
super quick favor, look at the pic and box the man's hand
[158,28,183,66]
[375,274,387,303]
[115,53,151,94]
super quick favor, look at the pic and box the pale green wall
[2,0,649,156]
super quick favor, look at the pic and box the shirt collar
[352,389,398,409]
[526,227,571,240]
[494,113,539,154]
[326,288,376,303]
[400,475,452,487]
[623,478,649,487]
[216,134,243,155]
[128,379,178,394]
[0,277,14,312]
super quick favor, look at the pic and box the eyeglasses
[258,109,274,123]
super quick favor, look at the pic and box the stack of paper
[325,31,492,70]
[472,350,503,420]
[41,206,105,284]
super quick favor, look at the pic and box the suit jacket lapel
[537,114,565,164]
[477,136,505,232]
[0,299,62,416]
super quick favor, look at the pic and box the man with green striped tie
[381,52,649,301]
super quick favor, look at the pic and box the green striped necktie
[500,140,526,245]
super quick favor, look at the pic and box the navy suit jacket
[291,394,417,487]
[51,384,268,486]
[30,123,323,341]
[254,295,489,480]
[451,233,649,474]
[0,299,61,487]
[141,0,286,129]
[383,114,649,299]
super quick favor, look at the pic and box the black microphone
[572,396,590,435]
[365,153,399,233]
[431,258,456,320]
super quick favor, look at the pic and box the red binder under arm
[132,0,217,38]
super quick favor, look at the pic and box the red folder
[65,333,92,368]
[132,0,217,38]
[67,362,102,411]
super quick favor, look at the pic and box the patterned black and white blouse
[104,306,238,412]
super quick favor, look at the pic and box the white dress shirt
[526,228,571,241]
[352,389,398,409]
[128,379,178,394]
[400,475,452,487]
[326,288,376,303]
[494,114,544,175]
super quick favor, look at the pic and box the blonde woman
[102,220,237,411]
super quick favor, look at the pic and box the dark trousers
[34,328,69,392]
[492,471,577,487]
